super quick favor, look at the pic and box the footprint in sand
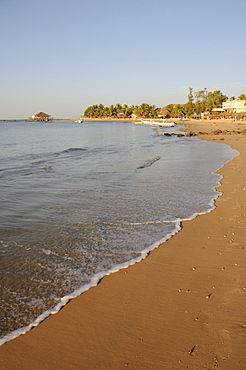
[218,329,232,359]
[228,216,239,222]
[221,288,242,305]
[212,355,219,369]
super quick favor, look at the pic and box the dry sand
[0,120,246,370]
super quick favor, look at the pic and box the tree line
[167,89,246,117]
[84,103,156,118]
[83,89,246,118]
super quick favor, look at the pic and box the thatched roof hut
[31,112,52,121]
[157,107,171,118]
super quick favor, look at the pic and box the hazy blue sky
[1,0,245,118]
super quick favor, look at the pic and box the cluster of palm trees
[84,103,157,118]
[167,90,246,118]
[83,90,246,119]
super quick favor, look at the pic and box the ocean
[0,120,237,344]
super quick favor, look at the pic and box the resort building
[157,107,171,118]
[222,100,246,113]
[30,112,52,121]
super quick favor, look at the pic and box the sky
[1,0,246,119]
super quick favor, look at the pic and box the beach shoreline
[1,117,246,125]
[1,121,246,369]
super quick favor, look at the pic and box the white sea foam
[0,178,223,347]
[0,122,239,346]
[0,217,182,346]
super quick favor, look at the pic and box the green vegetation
[166,88,229,117]
[169,87,229,117]
[238,94,246,100]
[84,103,157,119]
[164,89,246,118]
[83,89,246,119]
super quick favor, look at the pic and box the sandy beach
[0,120,246,370]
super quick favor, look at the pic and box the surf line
[0,162,228,346]
[105,220,177,226]
[0,217,182,347]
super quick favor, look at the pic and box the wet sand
[0,120,246,370]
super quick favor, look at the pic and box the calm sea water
[0,120,237,343]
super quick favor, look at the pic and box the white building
[222,100,246,113]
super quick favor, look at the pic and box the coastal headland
[0,120,246,369]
